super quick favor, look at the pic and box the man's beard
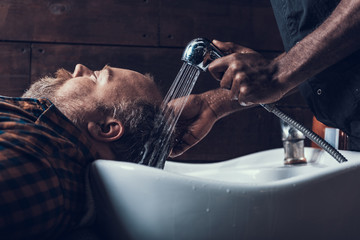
[22,69,87,126]
[22,68,72,100]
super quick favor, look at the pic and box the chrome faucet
[280,119,307,164]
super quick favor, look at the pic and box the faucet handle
[280,119,307,164]
[280,119,305,141]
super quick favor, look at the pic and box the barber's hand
[209,40,284,105]
[167,94,217,158]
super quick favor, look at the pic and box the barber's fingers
[217,66,256,105]
[238,86,255,106]
[170,131,199,158]
[230,72,246,100]
[215,59,246,91]
[218,62,239,89]
[208,55,234,81]
[212,40,257,55]
[223,71,255,105]
[170,140,190,158]
[212,39,237,54]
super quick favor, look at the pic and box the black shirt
[270,0,360,149]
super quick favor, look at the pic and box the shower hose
[261,103,348,163]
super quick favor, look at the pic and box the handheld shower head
[181,38,224,71]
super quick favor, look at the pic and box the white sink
[90,147,360,240]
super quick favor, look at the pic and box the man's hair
[22,68,163,164]
[96,100,162,164]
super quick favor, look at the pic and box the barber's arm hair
[273,0,360,95]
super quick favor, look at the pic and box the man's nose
[72,64,93,77]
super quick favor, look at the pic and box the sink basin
[90,147,360,240]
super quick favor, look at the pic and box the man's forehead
[107,66,154,83]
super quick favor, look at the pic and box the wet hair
[102,100,163,164]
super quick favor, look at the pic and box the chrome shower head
[181,38,224,71]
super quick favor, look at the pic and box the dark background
[0,0,313,162]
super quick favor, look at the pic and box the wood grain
[0,43,30,97]
[0,0,159,46]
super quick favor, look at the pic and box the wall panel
[0,43,30,97]
[0,0,283,50]
[159,0,283,50]
[0,0,159,46]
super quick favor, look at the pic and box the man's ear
[87,117,124,142]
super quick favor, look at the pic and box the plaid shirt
[0,96,99,239]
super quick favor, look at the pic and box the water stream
[139,63,200,168]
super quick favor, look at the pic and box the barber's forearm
[274,0,360,94]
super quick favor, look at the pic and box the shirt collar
[0,96,100,162]
[36,101,101,162]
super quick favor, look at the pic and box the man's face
[55,64,163,115]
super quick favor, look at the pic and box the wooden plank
[0,43,30,97]
[1,0,283,50]
[159,0,283,51]
[0,0,159,46]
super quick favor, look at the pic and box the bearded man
[0,64,163,239]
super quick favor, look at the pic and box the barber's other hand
[167,94,217,158]
[209,40,284,105]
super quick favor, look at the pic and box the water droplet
[226,189,231,193]
[206,208,210,212]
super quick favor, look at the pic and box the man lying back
[0,64,163,239]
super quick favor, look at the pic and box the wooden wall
[0,0,313,162]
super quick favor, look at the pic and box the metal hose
[261,103,348,163]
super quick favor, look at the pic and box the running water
[139,62,201,168]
